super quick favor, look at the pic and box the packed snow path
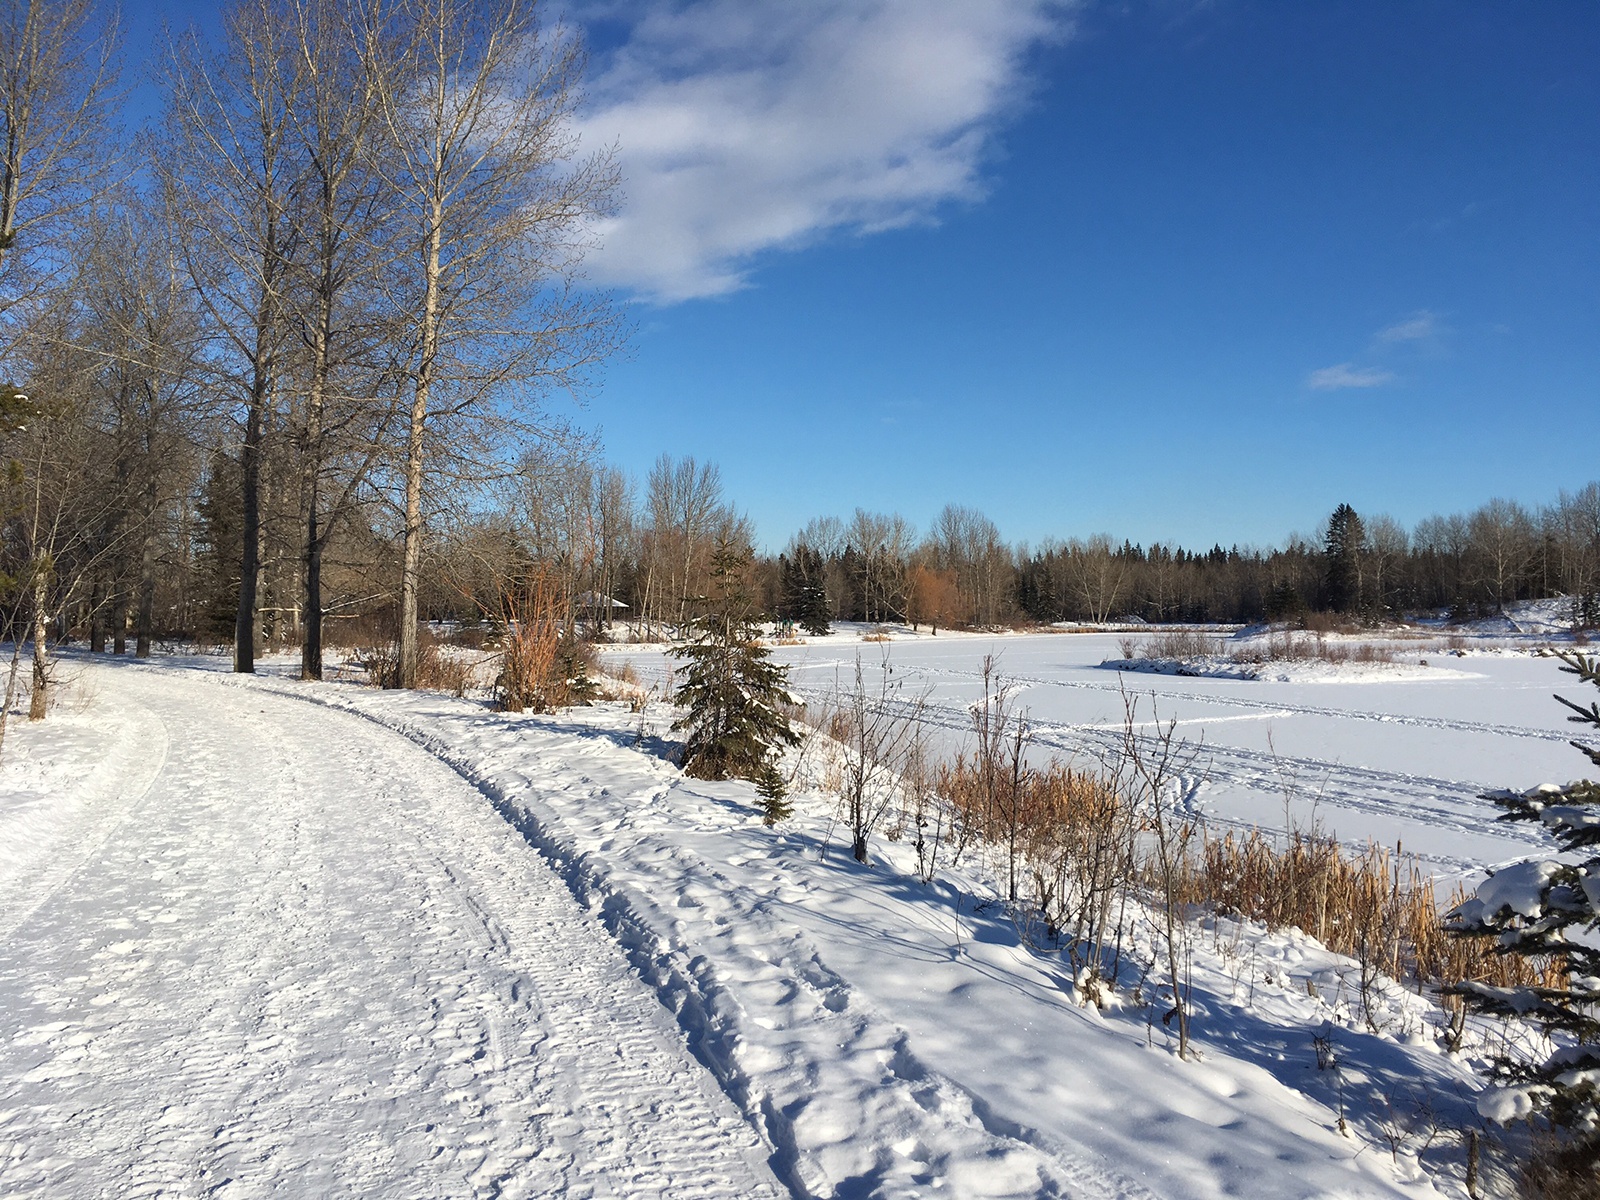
[0,666,781,1199]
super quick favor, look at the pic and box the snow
[602,626,1583,888]
[0,662,778,1199]
[1476,1087,1536,1124]
[4,632,1581,1197]
[1451,859,1562,922]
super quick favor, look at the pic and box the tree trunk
[304,502,323,680]
[398,203,443,690]
[112,586,127,655]
[235,386,263,673]
[136,477,160,658]
[88,572,107,652]
[301,325,328,681]
[135,539,156,658]
[29,571,49,721]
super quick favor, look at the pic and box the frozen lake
[603,629,1585,885]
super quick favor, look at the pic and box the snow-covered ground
[0,661,778,1199]
[5,642,1563,1197]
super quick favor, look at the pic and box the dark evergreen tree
[556,636,599,705]
[1446,651,1600,1174]
[793,544,831,636]
[777,552,802,622]
[1265,582,1307,623]
[193,454,243,644]
[1323,503,1365,613]
[673,537,800,782]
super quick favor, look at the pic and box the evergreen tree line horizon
[392,468,1598,643]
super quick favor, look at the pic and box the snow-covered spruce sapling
[1445,651,1600,1164]
[755,759,791,824]
[672,537,799,783]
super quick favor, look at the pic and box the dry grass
[1231,630,1396,666]
[1140,629,1223,660]
[1193,826,1563,1001]
[935,746,1561,1009]
[602,660,640,688]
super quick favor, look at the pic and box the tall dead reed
[497,572,595,713]
[1194,827,1564,1024]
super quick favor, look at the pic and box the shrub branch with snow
[1446,651,1600,1168]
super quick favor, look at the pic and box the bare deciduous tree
[159,0,305,673]
[280,0,402,679]
[373,0,623,687]
[0,0,120,321]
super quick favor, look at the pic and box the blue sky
[129,1,1598,552]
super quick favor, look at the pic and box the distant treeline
[409,454,1600,637]
[755,488,1600,630]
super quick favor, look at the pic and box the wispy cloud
[1375,309,1440,344]
[572,1,1079,302]
[1306,363,1396,391]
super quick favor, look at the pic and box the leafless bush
[1231,630,1395,666]
[1299,611,1367,636]
[356,632,472,696]
[1114,691,1201,1058]
[324,613,398,649]
[1140,629,1221,660]
[824,651,931,863]
[357,640,401,688]
[497,574,595,713]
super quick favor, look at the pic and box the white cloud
[572,1,1078,302]
[1375,309,1439,344]
[1305,363,1396,391]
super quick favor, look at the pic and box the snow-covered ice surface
[605,621,1582,887]
[2,650,1533,1198]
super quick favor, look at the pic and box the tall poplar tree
[372,0,622,688]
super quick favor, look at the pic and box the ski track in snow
[750,659,1556,876]
[0,667,780,1200]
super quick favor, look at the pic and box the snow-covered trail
[0,665,781,1200]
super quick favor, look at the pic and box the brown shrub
[1141,629,1222,660]
[1194,827,1564,1006]
[497,573,596,713]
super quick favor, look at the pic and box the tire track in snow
[185,665,1162,1200]
[0,669,781,1200]
[948,661,1569,743]
[0,693,170,943]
